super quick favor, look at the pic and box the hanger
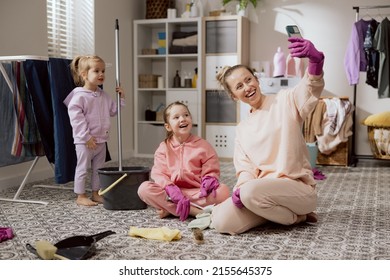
[361,9,372,20]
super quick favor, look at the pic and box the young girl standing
[138,101,230,221]
[64,55,125,206]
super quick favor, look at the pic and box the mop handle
[98,173,128,196]
[115,19,123,171]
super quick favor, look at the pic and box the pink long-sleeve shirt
[234,71,325,188]
[63,87,124,144]
[151,134,221,190]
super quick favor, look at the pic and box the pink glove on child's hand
[199,176,220,198]
[232,188,244,208]
[288,37,324,75]
[165,184,190,221]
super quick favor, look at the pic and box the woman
[211,37,325,235]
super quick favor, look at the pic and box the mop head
[35,240,68,260]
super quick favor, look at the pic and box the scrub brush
[35,240,69,260]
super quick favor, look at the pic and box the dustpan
[26,230,115,260]
[97,19,149,210]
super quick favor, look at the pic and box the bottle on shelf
[192,67,198,88]
[272,47,286,78]
[173,70,181,88]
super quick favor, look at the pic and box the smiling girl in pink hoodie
[138,101,230,221]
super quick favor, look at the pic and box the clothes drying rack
[0,55,51,205]
[350,5,390,166]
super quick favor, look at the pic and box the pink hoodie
[151,134,221,190]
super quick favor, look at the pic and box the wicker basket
[139,74,158,88]
[316,141,350,166]
[367,126,390,160]
[146,0,174,19]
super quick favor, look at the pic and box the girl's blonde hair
[163,101,192,142]
[215,64,256,99]
[70,55,105,86]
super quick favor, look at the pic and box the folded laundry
[172,34,198,46]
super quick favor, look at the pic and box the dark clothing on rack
[0,63,37,167]
[363,19,379,88]
[373,17,390,98]
[10,62,45,158]
[23,60,55,163]
[48,58,78,184]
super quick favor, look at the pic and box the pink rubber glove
[0,227,14,243]
[199,176,220,198]
[288,37,324,75]
[165,184,190,221]
[232,188,244,208]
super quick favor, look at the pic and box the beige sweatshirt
[234,71,325,189]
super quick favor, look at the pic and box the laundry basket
[362,112,390,160]
[367,127,390,160]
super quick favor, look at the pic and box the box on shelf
[141,48,157,55]
[158,47,166,54]
[158,39,166,47]
[139,74,158,88]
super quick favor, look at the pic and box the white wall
[1,0,389,189]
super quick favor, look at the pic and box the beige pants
[211,178,317,235]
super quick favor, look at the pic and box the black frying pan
[26,230,115,260]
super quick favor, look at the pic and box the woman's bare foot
[91,191,104,204]
[157,209,171,219]
[76,194,98,206]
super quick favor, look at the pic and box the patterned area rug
[1,158,390,260]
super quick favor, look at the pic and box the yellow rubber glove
[129,226,181,241]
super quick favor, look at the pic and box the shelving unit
[133,18,202,157]
[201,15,250,159]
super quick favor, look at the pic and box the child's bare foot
[76,194,98,206]
[91,191,104,204]
[157,209,171,219]
[306,212,318,223]
[295,212,318,224]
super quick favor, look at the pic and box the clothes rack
[350,5,390,166]
[0,55,50,205]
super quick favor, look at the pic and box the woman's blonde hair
[70,55,105,86]
[215,64,256,99]
[163,101,192,142]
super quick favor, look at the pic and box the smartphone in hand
[286,25,302,38]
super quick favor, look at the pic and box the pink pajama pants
[138,181,230,218]
[211,177,317,235]
[74,143,106,194]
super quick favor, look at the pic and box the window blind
[47,0,94,58]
